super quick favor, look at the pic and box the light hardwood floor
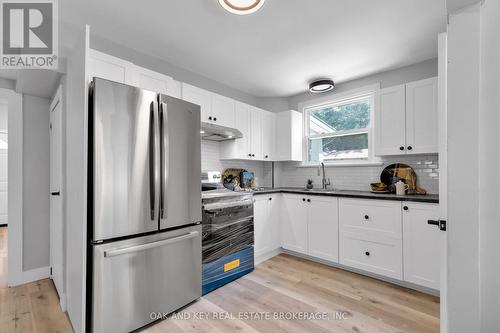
[0,224,439,333]
[145,254,439,333]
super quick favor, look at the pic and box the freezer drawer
[91,225,201,333]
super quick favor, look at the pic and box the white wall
[289,58,438,111]
[478,0,500,331]
[0,101,7,226]
[22,95,50,270]
[446,4,481,332]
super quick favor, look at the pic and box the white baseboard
[255,248,282,266]
[9,266,50,287]
[59,292,67,312]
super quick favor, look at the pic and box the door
[91,78,160,241]
[49,87,64,301]
[158,95,202,230]
[92,225,201,333]
[249,107,263,160]
[374,85,406,155]
[182,83,211,123]
[406,77,438,154]
[438,32,448,333]
[261,111,276,160]
[281,195,307,254]
[402,203,441,289]
[308,196,339,262]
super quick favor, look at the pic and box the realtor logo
[0,0,58,69]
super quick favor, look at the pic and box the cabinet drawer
[339,231,402,279]
[339,198,401,240]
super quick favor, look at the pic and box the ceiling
[58,0,446,98]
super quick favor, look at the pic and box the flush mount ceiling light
[218,0,265,15]
[309,79,335,93]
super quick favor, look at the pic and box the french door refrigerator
[88,78,202,333]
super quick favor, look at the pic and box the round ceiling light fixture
[218,0,265,15]
[309,79,335,93]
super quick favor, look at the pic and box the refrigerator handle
[160,102,169,220]
[149,101,159,220]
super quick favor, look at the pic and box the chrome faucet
[318,162,331,189]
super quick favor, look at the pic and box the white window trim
[299,83,381,167]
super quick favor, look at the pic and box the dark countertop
[252,187,439,203]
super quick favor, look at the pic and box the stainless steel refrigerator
[88,78,202,333]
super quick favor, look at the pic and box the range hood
[200,122,243,141]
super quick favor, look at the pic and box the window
[305,94,374,164]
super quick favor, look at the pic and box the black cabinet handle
[51,191,60,196]
[399,146,405,151]
[265,155,269,159]
[302,198,306,202]
[251,154,255,157]
[403,206,409,211]
[269,197,272,201]
[248,153,252,157]
[214,117,217,122]
[307,199,311,203]
[208,116,212,121]
[364,215,369,220]
[365,251,370,256]
[407,146,413,151]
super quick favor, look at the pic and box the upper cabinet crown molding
[374,77,438,156]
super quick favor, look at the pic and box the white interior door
[50,87,64,306]
[0,100,7,226]
[438,32,448,333]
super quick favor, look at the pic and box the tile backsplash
[202,140,439,194]
[272,154,439,194]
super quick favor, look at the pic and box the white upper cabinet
[249,107,263,160]
[375,78,438,156]
[131,65,172,95]
[375,85,406,155]
[405,77,438,154]
[402,202,441,290]
[261,110,276,161]
[87,49,134,84]
[275,110,302,161]
[211,93,235,128]
[181,83,212,122]
[220,102,251,160]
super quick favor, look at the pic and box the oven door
[91,225,201,333]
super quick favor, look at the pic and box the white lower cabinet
[281,194,339,262]
[339,198,403,280]
[307,196,339,262]
[402,202,441,290]
[281,195,308,254]
[254,194,280,259]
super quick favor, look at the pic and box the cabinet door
[307,196,339,262]
[374,85,406,156]
[133,65,172,95]
[249,107,263,160]
[405,77,438,154]
[211,93,235,128]
[402,202,441,290]
[254,197,270,258]
[268,195,281,251]
[88,49,133,84]
[182,83,212,122]
[262,111,276,161]
[220,102,251,160]
[281,195,308,254]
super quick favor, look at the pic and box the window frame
[301,85,381,167]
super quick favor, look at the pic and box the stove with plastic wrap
[201,172,254,295]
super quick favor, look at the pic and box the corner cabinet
[375,77,438,156]
[402,202,442,290]
[275,110,303,161]
[281,194,339,262]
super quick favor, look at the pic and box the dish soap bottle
[306,179,314,190]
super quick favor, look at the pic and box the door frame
[50,84,66,310]
[1,88,23,286]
